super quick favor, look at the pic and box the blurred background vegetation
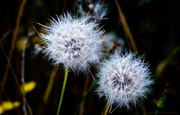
[0,0,180,114]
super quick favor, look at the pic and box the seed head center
[64,38,84,58]
[113,72,132,90]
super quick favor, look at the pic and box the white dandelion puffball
[77,0,107,21]
[96,50,153,110]
[39,13,104,72]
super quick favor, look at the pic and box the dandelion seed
[38,12,104,72]
[96,49,153,110]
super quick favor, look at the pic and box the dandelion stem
[104,104,110,115]
[56,67,68,115]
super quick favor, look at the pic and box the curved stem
[44,65,58,103]
[56,67,68,115]
[114,0,139,53]
[74,79,97,115]
[104,104,110,115]
[2,0,26,87]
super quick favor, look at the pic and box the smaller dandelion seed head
[96,49,154,110]
[38,12,105,72]
[77,0,108,21]
[102,32,125,52]
[33,44,42,56]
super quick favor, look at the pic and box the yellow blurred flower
[21,81,36,94]
[0,101,20,114]
[16,37,27,51]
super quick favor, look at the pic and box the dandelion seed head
[77,0,108,21]
[96,50,153,110]
[102,32,124,52]
[39,13,104,72]
[92,2,107,20]
[33,44,42,55]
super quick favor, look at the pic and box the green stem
[74,79,97,115]
[56,67,68,115]
[155,45,180,78]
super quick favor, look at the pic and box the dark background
[0,0,180,114]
